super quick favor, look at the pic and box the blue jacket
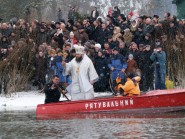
[150,51,166,74]
[108,54,127,80]
[55,62,66,82]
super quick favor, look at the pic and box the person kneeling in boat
[44,75,66,104]
[116,73,141,96]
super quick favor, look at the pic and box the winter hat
[124,28,130,32]
[128,54,134,59]
[113,47,119,51]
[89,40,95,45]
[98,49,103,53]
[74,45,85,54]
[70,31,74,36]
[84,42,91,48]
[139,44,145,48]
[95,43,101,49]
[145,33,151,38]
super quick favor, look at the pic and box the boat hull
[36,89,185,118]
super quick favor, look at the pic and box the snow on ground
[0,91,111,111]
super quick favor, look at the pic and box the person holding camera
[150,45,166,90]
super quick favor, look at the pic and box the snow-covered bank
[0,91,111,111]
[0,91,44,111]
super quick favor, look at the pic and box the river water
[0,111,185,139]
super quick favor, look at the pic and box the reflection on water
[0,111,185,139]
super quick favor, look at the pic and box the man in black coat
[90,7,99,21]
[44,75,62,104]
[97,23,111,47]
[94,49,110,92]
[92,20,101,42]
[142,18,154,36]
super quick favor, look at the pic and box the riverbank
[0,91,110,111]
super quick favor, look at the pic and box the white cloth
[66,54,99,101]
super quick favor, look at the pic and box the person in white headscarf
[63,45,99,101]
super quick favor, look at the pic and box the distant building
[172,0,185,19]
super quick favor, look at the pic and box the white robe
[65,54,99,101]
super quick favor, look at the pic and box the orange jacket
[118,76,141,96]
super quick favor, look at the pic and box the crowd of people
[0,6,185,97]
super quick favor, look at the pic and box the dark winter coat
[119,47,128,57]
[36,31,48,45]
[0,28,12,37]
[79,31,89,45]
[168,26,177,40]
[94,56,110,92]
[0,40,9,49]
[44,82,61,104]
[177,24,185,35]
[92,26,101,42]
[56,33,64,49]
[154,26,164,40]
[142,50,154,73]
[35,56,47,79]
[90,10,99,21]
[142,24,154,36]
[97,28,110,46]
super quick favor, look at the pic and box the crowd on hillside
[0,6,185,92]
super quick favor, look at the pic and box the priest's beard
[75,55,83,63]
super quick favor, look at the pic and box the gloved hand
[116,77,121,84]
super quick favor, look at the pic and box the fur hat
[70,31,74,36]
[128,54,134,59]
[95,43,101,49]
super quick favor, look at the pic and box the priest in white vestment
[64,45,99,101]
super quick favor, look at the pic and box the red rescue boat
[36,89,185,119]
